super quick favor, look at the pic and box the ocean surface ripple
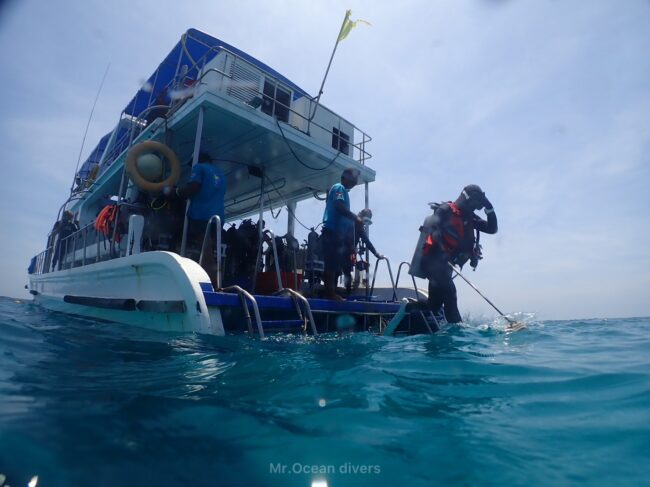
[1,297,649,486]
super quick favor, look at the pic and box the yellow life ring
[125,141,181,193]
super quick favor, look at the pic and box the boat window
[331,127,350,156]
[261,79,290,123]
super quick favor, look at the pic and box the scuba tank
[236,219,259,276]
[306,228,321,262]
[305,228,323,289]
[223,224,239,281]
[409,203,441,279]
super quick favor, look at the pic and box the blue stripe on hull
[203,290,401,314]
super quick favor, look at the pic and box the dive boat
[27,28,437,337]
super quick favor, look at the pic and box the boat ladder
[222,229,318,336]
[395,261,441,334]
[274,288,318,335]
[220,285,264,338]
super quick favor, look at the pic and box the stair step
[260,319,305,330]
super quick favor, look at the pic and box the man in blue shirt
[176,152,226,286]
[321,168,362,300]
[181,153,226,223]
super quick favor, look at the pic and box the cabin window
[331,127,350,155]
[261,79,290,123]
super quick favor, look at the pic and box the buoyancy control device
[409,210,439,279]
[409,202,484,279]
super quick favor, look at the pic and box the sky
[0,0,648,320]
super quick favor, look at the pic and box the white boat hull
[28,251,224,335]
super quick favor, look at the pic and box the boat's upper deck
[71,28,374,223]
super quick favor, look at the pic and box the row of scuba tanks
[132,187,327,285]
[135,194,326,286]
[221,221,324,285]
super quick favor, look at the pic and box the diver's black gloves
[483,196,494,213]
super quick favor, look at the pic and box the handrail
[42,220,119,272]
[395,261,422,301]
[220,285,264,337]
[274,288,318,336]
[194,66,233,85]
[416,307,436,335]
[369,256,397,302]
[54,224,76,269]
[30,247,52,275]
[199,215,222,289]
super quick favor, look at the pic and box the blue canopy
[123,28,311,118]
[76,124,131,183]
[76,131,112,180]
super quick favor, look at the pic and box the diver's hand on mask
[483,196,494,212]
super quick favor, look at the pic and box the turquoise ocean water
[0,296,649,486]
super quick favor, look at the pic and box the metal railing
[395,261,422,301]
[195,46,373,165]
[199,215,223,289]
[369,256,397,302]
[30,222,107,275]
[30,246,53,275]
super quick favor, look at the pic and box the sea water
[0,296,649,487]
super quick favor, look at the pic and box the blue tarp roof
[124,28,311,118]
[76,125,130,181]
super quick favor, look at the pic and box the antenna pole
[69,62,110,195]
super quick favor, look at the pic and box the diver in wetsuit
[416,185,498,323]
[50,210,79,271]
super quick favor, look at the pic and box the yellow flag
[337,10,371,41]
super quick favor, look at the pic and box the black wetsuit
[424,203,497,323]
[351,220,378,256]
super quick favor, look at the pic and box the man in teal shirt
[321,168,362,300]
